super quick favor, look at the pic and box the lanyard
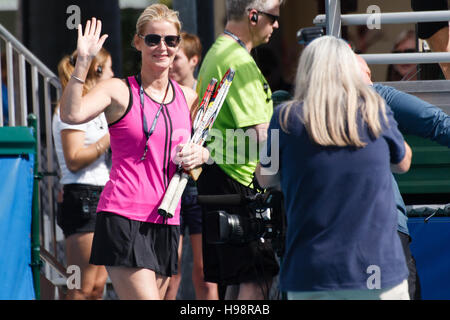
[137,73,170,161]
[224,30,247,51]
[223,31,271,103]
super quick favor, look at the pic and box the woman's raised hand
[77,18,109,59]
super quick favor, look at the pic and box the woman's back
[268,102,408,292]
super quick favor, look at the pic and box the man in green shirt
[196,0,282,300]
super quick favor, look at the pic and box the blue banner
[408,217,450,300]
[0,155,35,300]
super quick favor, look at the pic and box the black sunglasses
[249,9,279,25]
[138,34,181,48]
[258,11,279,24]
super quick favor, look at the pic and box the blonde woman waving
[60,5,210,300]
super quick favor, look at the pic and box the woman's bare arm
[59,18,114,124]
[61,129,110,172]
[391,141,412,174]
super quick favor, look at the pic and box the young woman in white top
[52,47,113,300]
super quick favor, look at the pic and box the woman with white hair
[256,35,412,300]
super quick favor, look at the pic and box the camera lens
[228,214,244,240]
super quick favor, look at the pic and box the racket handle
[158,171,181,218]
[167,172,190,217]
[189,167,203,181]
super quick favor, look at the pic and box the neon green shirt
[196,36,273,186]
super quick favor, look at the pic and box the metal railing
[315,1,450,65]
[0,23,65,296]
[314,10,450,28]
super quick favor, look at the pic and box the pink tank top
[96,76,192,224]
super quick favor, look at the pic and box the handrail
[314,10,450,27]
[0,23,63,299]
[0,24,60,88]
[316,2,450,66]
[39,248,67,279]
[360,52,450,64]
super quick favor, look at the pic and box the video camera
[195,28,328,258]
[297,26,324,46]
[198,185,286,258]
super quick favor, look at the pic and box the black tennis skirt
[89,212,180,277]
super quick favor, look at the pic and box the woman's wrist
[201,147,210,164]
[95,141,104,157]
[76,54,94,64]
[71,55,93,82]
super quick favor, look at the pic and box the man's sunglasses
[258,11,279,24]
[138,34,181,48]
[249,9,279,25]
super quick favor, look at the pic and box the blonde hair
[57,48,110,96]
[281,36,387,148]
[136,4,181,36]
